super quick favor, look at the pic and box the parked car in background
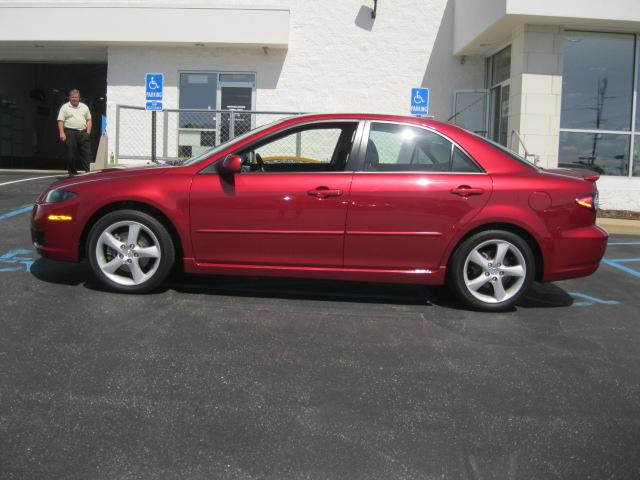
[32,114,608,311]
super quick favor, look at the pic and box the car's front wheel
[87,209,175,293]
[448,230,535,312]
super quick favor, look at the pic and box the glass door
[218,74,255,144]
[490,83,510,146]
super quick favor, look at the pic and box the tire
[86,209,175,293]
[448,230,535,312]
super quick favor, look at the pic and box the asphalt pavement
[1,172,639,479]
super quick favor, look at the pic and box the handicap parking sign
[145,73,163,110]
[411,87,429,116]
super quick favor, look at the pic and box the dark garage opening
[0,63,107,170]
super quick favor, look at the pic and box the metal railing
[510,129,539,165]
[115,106,303,162]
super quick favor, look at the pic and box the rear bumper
[542,225,608,282]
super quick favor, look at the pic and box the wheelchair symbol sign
[145,73,163,101]
[411,87,429,115]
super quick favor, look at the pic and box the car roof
[284,112,449,128]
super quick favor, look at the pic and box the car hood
[49,164,173,190]
[36,165,175,203]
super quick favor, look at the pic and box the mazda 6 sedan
[32,114,608,311]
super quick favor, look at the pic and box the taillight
[576,194,597,210]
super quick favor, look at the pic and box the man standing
[57,89,92,175]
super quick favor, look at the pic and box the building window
[178,71,256,158]
[559,32,638,176]
[486,46,511,146]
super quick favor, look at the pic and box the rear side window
[451,147,481,172]
[364,123,481,173]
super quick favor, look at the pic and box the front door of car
[344,121,492,272]
[190,121,360,267]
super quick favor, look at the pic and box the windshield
[179,118,290,166]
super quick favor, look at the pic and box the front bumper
[31,202,82,262]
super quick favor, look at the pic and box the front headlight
[44,189,77,204]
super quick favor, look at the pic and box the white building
[0,0,639,211]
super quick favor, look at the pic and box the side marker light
[47,214,73,221]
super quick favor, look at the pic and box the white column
[508,25,564,168]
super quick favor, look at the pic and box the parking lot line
[607,241,640,246]
[0,174,59,187]
[568,292,620,306]
[0,205,32,221]
[602,258,640,278]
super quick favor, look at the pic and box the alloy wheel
[94,220,162,286]
[462,239,527,304]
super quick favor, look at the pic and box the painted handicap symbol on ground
[0,249,36,272]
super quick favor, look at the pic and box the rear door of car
[189,120,361,267]
[344,121,493,272]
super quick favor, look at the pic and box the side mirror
[218,154,242,174]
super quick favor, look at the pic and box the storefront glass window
[490,47,511,86]
[561,32,635,132]
[560,32,640,176]
[559,132,630,176]
[179,73,217,128]
[487,46,511,146]
[637,57,640,133]
[635,136,640,176]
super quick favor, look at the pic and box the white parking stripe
[0,175,60,187]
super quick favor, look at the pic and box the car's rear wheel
[448,230,535,312]
[87,209,175,293]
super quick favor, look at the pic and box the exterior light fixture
[371,0,378,18]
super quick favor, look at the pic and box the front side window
[236,123,358,173]
[363,123,481,173]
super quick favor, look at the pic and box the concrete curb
[597,218,640,235]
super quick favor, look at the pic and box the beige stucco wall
[104,0,485,163]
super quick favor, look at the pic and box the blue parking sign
[145,101,163,111]
[145,73,163,101]
[411,88,429,116]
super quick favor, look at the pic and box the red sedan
[32,114,607,311]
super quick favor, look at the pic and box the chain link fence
[115,106,302,162]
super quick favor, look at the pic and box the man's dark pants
[64,129,91,174]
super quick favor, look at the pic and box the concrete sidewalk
[597,217,640,235]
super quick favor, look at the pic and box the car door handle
[307,187,343,198]
[451,186,484,197]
